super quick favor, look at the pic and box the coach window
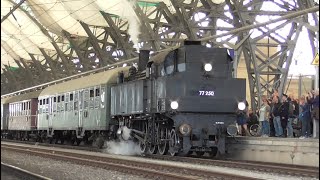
[65,93,69,111]
[20,103,23,116]
[46,98,49,114]
[9,104,11,116]
[12,104,14,116]
[24,102,27,115]
[41,100,44,113]
[100,87,105,108]
[53,96,57,112]
[15,103,17,116]
[27,101,31,115]
[18,103,21,116]
[40,100,43,114]
[61,95,65,112]
[43,99,45,114]
[17,103,19,116]
[57,95,61,111]
[45,99,49,113]
[13,104,16,116]
[17,103,20,116]
[69,93,74,111]
[79,91,83,109]
[74,91,78,111]
[89,88,94,109]
[25,102,27,115]
[22,102,25,115]
[15,103,18,116]
[95,87,100,109]
[84,90,89,109]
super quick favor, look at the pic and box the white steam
[119,0,141,49]
[121,126,131,141]
[104,140,141,156]
[104,126,141,156]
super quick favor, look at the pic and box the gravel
[1,150,147,180]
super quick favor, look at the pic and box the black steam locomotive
[112,41,246,157]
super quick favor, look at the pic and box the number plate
[199,90,215,96]
[215,122,224,124]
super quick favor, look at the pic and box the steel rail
[2,143,259,180]
[2,139,318,178]
[1,162,52,180]
[147,154,319,178]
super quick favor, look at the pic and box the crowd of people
[236,89,319,139]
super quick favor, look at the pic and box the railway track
[2,139,319,178]
[1,162,51,180]
[146,154,319,178]
[1,143,259,180]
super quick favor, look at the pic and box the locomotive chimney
[183,40,201,46]
[138,50,150,72]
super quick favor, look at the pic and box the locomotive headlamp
[170,101,179,110]
[204,63,212,72]
[238,102,246,111]
[227,124,238,136]
[179,124,191,135]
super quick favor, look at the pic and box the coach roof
[1,90,42,104]
[39,66,130,97]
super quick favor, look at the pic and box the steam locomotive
[1,41,246,157]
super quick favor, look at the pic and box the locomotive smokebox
[138,50,150,71]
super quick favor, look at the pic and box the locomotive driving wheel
[139,141,147,153]
[196,151,205,157]
[139,122,148,154]
[148,143,157,154]
[169,129,179,156]
[157,127,168,155]
[208,147,218,157]
[148,123,158,154]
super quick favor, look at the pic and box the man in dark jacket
[272,96,283,137]
[287,97,295,138]
[308,89,319,138]
[280,94,289,137]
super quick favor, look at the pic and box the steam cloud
[103,126,141,156]
[121,126,131,141]
[104,140,141,156]
[119,0,141,49]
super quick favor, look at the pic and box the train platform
[226,136,319,167]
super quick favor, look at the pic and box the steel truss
[1,0,319,112]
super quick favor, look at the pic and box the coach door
[49,97,54,128]
[78,90,84,128]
